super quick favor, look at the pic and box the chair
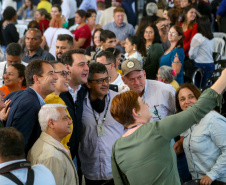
[15,24,27,38]
[216,60,226,68]
[213,38,225,56]
[183,179,200,185]
[213,32,226,59]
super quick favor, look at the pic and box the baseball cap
[121,58,143,76]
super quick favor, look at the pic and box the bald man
[23,28,55,63]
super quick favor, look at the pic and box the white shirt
[142,80,176,122]
[68,85,81,103]
[0,159,56,185]
[111,72,129,93]
[0,61,28,87]
[44,27,73,58]
[189,33,214,64]
[61,0,77,21]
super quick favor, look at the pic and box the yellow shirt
[170,80,180,91]
[37,0,52,13]
[45,92,73,158]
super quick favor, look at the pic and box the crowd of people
[0,0,226,185]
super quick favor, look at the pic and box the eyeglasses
[102,63,112,66]
[54,70,70,78]
[90,76,111,84]
[168,32,178,36]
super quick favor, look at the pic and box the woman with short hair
[110,68,226,185]
[157,65,179,90]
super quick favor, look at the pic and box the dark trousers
[85,178,114,185]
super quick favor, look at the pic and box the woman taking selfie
[110,67,226,185]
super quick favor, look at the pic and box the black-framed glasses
[54,70,70,78]
[90,76,111,84]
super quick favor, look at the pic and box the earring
[133,48,136,51]
[138,113,140,116]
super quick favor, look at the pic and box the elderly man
[22,28,55,63]
[55,34,74,61]
[122,58,176,122]
[28,104,78,185]
[5,60,58,154]
[79,62,124,185]
[0,43,27,86]
[0,127,56,185]
[103,7,135,53]
[96,51,129,93]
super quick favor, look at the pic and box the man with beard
[55,34,74,61]
[79,62,124,185]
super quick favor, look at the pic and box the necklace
[128,123,143,130]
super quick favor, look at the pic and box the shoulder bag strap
[26,168,34,185]
[0,172,23,185]
[49,28,59,49]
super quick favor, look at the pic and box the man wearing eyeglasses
[79,62,124,185]
[44,61,73,157]
[96,51,129,93]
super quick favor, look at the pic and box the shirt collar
[142,79,148,99]
[113,22,125,28]
[29,87,45,106]
[68,85,82,103]
[0,159,26,169]
[25,47,43,57]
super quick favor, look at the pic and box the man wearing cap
[122,58,176,122]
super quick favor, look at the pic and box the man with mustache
[79,62,124,185]
[55,34,74,61]
[5,60,58,154]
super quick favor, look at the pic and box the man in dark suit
[60,49,89,159]
[5,60,58,154]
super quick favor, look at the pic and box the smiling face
[53,63,71,94]
[186,8,196,22]
[94,31,101,48]
[87,72,109,99]
[3,66,23,88]
[122,70,146,96]
[51,7,60,18]
[68,54,89,87]
[178,88,198,111]
[38,63,58,96]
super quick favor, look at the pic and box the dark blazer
[5,88,42,154]
[60,85,87,158]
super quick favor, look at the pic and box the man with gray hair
[28,104,78,185]
[0,43,28,86]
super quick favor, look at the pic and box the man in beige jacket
[28,104,78,185]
